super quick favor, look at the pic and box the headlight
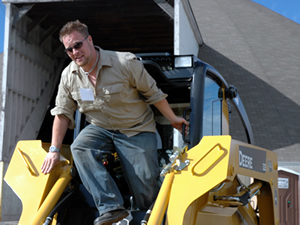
[174,56,193,68]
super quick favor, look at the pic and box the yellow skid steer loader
[5,53,278,225]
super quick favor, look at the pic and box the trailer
[0,0,202,221]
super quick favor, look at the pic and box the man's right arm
[41,114,69,174]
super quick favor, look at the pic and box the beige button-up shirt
[51,47,167,137]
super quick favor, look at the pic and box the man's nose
[72,48,79,54]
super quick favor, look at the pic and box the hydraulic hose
[43,180,79,225]
[141,202,155,225]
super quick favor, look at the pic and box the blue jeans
[71,124,160,215]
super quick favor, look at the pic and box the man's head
[60,20,96,69]
[59,20,89,43]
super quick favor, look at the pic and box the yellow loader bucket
[4,140,73,225]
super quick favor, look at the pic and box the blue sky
[252,0,300,24]
[0,0,300,53]
[0,2,5,53]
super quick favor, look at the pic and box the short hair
[59,20,89,42]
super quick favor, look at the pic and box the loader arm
[4,141,73,225]
[148,136,279,225]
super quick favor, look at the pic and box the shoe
[94,209,129,225]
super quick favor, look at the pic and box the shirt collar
[97,46,112,68]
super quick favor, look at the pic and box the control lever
[182,107,191,143]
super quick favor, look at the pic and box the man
[41,20,188,225]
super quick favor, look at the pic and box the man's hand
[154,99,189,134]
[170,116,189,135]
[41,115,69,174]
[41,152,60,174]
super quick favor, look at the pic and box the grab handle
[191,143,226,176]
[182,107,191,143]
[17,148,37,176]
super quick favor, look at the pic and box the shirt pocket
[102,83,125,103]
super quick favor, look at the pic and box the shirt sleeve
[50,71,77,129]
[127,58,168,104]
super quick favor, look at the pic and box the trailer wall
[0,3,66,220]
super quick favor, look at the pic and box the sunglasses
[64,35,89,53]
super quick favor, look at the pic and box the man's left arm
[154,98,189,134]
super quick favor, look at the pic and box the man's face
[62,31,93,68]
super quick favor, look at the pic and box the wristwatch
[49,145,60,153]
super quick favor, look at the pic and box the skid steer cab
[5,53,279,225]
